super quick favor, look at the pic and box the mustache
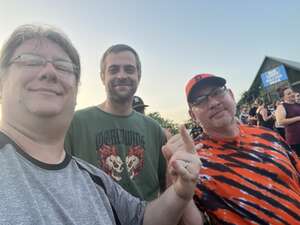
[111,79,134,86]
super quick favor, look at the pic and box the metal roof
[266,56,300,71]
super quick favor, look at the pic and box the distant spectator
[248,100,258,125]
[239,105,249,124]
[189,123,203,140]
[132,96,149,114]
[276,86,300,156]
[295,92,300,104]
[256,100,274,130]
[273,100,285,139]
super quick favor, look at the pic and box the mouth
[111,79,133,87]
[209,109,225,119]
[113,84,131,87]
[29,88,62,96]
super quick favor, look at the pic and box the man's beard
[108,78,137,104]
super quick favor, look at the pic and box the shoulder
[276,104,286,114]
[72,156,107,176]
[133,112,162,128]
[241,124,283,142]
[0,132,18,151]
[73,106,100,119]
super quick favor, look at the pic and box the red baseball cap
[185,73,226,103]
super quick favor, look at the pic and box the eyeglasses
[191,86,228,107]
[9,53,78,77]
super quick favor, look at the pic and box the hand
[162,125,202,162]
[163,125,202,201]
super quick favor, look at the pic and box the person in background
[164,73,300,224]
[295,92,300,104]
[65,44,167,201]
[0,24,201,225]
[248,100,258,125]
[273,99,285,139]
[132,95,149,114]
[276,86,300,157]
[256,99,274,130]
[239,105,249,124]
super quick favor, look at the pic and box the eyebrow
[15,52,72,62]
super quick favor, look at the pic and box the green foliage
[147,112,179,135]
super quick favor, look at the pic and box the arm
[181,200,205,225]
[275,105,300,126]
[144,186,203,225]
[260,108,273,121]
[143,125,202,225]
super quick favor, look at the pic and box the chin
[26,103,63,117]
[32,109,62,117]
[212,117,234,128]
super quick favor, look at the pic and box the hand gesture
[162,125,202,200]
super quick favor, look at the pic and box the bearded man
[65,44,166,201]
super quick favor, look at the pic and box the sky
[0,0,300,123]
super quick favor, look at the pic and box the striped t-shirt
[194,124,300,225]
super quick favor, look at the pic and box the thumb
[179,124,195,153]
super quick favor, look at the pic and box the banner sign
[260,65,288,87]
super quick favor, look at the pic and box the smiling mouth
[210,110,224,119]
[113,83,131,87]
[30,88,62,96]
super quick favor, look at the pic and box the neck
[99,99,132,116]
[285,100,295,104]
[0,118,66,164]
[203,120,240,140]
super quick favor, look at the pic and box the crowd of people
[238,88,300,157]
[0,23,299,225]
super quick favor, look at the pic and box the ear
[228,88,235,101]
[0,75,5,99]
[100,72,105,84]
[189,108,196,122]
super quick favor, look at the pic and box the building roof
[266,56,300,71]
[249,56,300,91]
[239,56,300,105]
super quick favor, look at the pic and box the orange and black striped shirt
[194,124,300,225]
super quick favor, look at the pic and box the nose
[207,95,220,108]
[116,67,128,79]
[38,62,58,81]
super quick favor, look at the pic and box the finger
[167,133,181,144]
[179,124,195,153]
[171,160,190,181]
[164,128,173,140]
[162,145,172,161]
[171,160,197,182]
[194,143,203,152]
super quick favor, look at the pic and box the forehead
[105,51,137,67]
[193,84,220,97]
[12,38,70,60]
[284,88,293,95]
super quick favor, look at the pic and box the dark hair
[277,86,290,98]
[100,44,141,79]
[0,24,81,83]
[256,99,263,106]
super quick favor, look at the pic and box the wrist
[173,183,195,202]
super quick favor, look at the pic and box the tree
[147,112,179,135]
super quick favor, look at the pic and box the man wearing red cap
[164,73,300,224]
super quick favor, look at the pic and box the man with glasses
[164,73,300,224]
[0,24,201,225]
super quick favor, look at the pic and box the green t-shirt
[65,106,166,201]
